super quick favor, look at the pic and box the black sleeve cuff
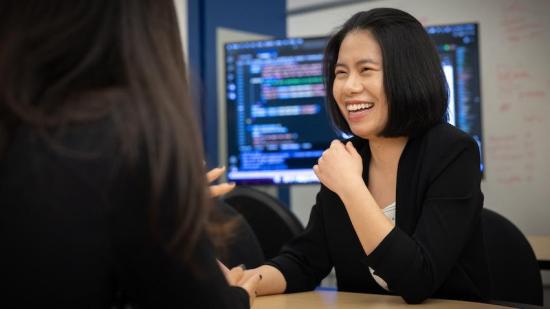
[361,226,419,287]
[265,256,317,293]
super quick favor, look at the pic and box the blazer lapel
[396,136,422,235]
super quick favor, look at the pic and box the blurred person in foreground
[0,1,260,307]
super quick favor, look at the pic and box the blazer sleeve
[363,136,483,304]
[266,190,333,293]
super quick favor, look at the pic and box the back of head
[323,8,449,138]
[0,0,208,261]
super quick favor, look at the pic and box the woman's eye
[361,67,370,73]
[335,71,347,76]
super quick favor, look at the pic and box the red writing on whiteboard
[502,0,543,43]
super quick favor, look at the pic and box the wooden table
[253,291,511,309]
[527,235,550,269]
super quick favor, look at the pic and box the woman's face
[332,30,388,140]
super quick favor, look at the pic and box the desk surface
[527,235,550,261]
[253,291,511,309]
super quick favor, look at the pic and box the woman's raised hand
[313,140,363,196]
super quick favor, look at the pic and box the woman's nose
[343,74,363,95]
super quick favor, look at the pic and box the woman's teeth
[346,103,374,112]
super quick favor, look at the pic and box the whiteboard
[287,0,550,235]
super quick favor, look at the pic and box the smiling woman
[332,30,388,140]
[230,8,491,305]
[323,9,448,139]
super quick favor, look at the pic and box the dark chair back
[482,208,543,306]
[214,200,265,269]
[222,187,304,259]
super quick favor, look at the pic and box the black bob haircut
[323,8,449,138]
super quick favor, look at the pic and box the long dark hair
[0,1,208,261]
[323,8,449,138]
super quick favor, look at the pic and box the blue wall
[187,0,286,168]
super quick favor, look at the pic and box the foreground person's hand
[207,166,236,197]
[218,261,262,305]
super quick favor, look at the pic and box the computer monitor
[224,23,483,185]
[426,23,484,172]
[225,37,334,184]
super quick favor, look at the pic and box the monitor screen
[224,23,483,185]
[426,23,484,172]
[225,37,336,185]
